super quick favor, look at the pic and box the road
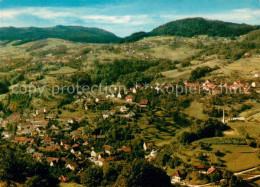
[174,166,260,186]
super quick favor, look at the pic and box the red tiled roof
[105,157,116,161]
[46,157,59,163]
[140,99,148,105]
[197,165,205,169]
[125,95,134,100]
[121,146,131,153]
[207,166,215,174]
[14,137,28,142]
[44,137,52,142]
[98,158,105,163]
[72,144,79,148]
[104,145,112,151]
[59,175,68,182]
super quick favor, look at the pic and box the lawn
[49,66,77,75]
[60,182,84,187]
[212,145,260,172]
[183,101,208,120]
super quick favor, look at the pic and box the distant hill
[121,17,260,43]
[0,25,121,44]
[1,18,260,44]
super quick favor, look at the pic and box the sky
[0,0,260,37]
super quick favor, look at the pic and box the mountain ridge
[121,17,260,43]
[1,17,260,44]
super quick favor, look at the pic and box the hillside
[122,18,260,43]
[0,25,121,44]
[1,26,260,186]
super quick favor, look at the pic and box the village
[1,75,260,185]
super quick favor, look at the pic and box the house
[43,145,61,152]
[91,150,97,158]
[143,142,155,151]
[17,121,32,133]
[26,147,35,154]
[59,175,68,183]
[118,146,131,153]
[97,157,116,166]
[183,81,200,90]
[60,139,69,146]
[110,109,116,116]
[197,165,207,174]
[125,111,135,118]
[130,88,137,94]
[42,137,54,146]
[244,52,252,57]
[255,72,260,78]
[207,166,216,175]
[83,141,89,146]
[150,149,158,158]
[46,157,59,167]
[171,170,187,184]
[66,162,78,171]
[125,95,134,102]
[252,82,257,88]
[2,131,14,138]
[103,111,110,119]
[13,137,31,144]
[97,158,105,166]
[140,99,148,107]
[117,92,122,99]
[104,145,115,155]
[120,106,129,113]
[95,96,104,103]
[64,144,71,150]
[72,143,79,149]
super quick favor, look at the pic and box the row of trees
[178,118,228,145]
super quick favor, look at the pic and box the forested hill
[1,18,260,44]
[0,25,121,44]
[121,17,260,43]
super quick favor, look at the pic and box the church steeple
[222,108,225,124]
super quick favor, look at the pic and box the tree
[103,162,121,183]
[80,167,103,186]
[0,147,58,186]
[115,159,171,187]
[0,82,8,94]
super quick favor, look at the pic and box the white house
[150,149,158,158]
[120,106,129,113]
[66,162,77,171]
[125,111,135,118]
[117,93,122,99]
[2,131,14,138]
[91,150,97,158]
[255,72,260,78]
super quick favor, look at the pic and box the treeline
[68,59,175,88]
[121,18,260,43]
[0,144,59,186]
[0,26,120,44]
[178,118,228,145]
[189,66,219,81]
